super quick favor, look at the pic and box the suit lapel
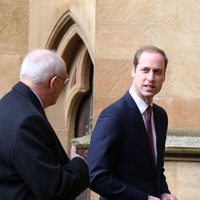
[124,92,154,164]
[124,92,159,169]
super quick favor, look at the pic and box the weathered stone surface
[96,0,177,23]
[29,0,95,59]
[165,161,200,200]
[0,54,22,97]
[155,98,200,136]
[0,1,28,54]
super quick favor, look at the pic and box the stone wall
[0,0,28,96]
[0,0,200,199]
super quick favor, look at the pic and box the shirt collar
[129,87,151,115]
[31,89,44,108]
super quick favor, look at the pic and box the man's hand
[161,193,177,200]
[70,145,85,161]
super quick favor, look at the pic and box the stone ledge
[71,135,200,148]
[166,135,200,148]
[165,135,200,162]
[71,135,200,161]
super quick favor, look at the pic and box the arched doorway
[46,10,93,200]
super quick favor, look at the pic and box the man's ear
[131,66,136,78]
[49,76,57,88]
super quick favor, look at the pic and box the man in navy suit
[0,49,89,200]
[88,46,177,200]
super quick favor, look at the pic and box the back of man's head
[20,49,66,84]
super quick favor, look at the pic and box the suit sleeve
[88,109,148,200]
[154,106,170,195]
[12,115,89,200]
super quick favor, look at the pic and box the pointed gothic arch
[46,11,93,155]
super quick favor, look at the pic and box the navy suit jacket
[88,91,170,200]
[0,82,89,200]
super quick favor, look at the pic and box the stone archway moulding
[46,10,93,63]
[46,10,93,151]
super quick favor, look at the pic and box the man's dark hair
[133,45,168,70]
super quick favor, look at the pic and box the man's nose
[147,71,155,81]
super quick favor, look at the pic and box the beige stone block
[155,161,200,199]
[29,0,95,59]
[0,0,27,4]
[154,98,200,136]
[0,55,22,97]
[176,162,200,199]
[148,23,200,61]
[171,60,200,98]
[94,58,131,97]
[70,0,95,58]
[97,0,177,24]
[0,0,28,54]
[96,23,148,59]
[29,0,69,48]
[177,0,200,25]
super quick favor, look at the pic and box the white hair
[20,49,66,83]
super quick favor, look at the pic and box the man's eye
[141,68,148,72]
[154,70,163,75]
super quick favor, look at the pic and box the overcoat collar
[13,81,69,162]
[12,81,46,118]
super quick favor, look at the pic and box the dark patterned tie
[146,105,155,165]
